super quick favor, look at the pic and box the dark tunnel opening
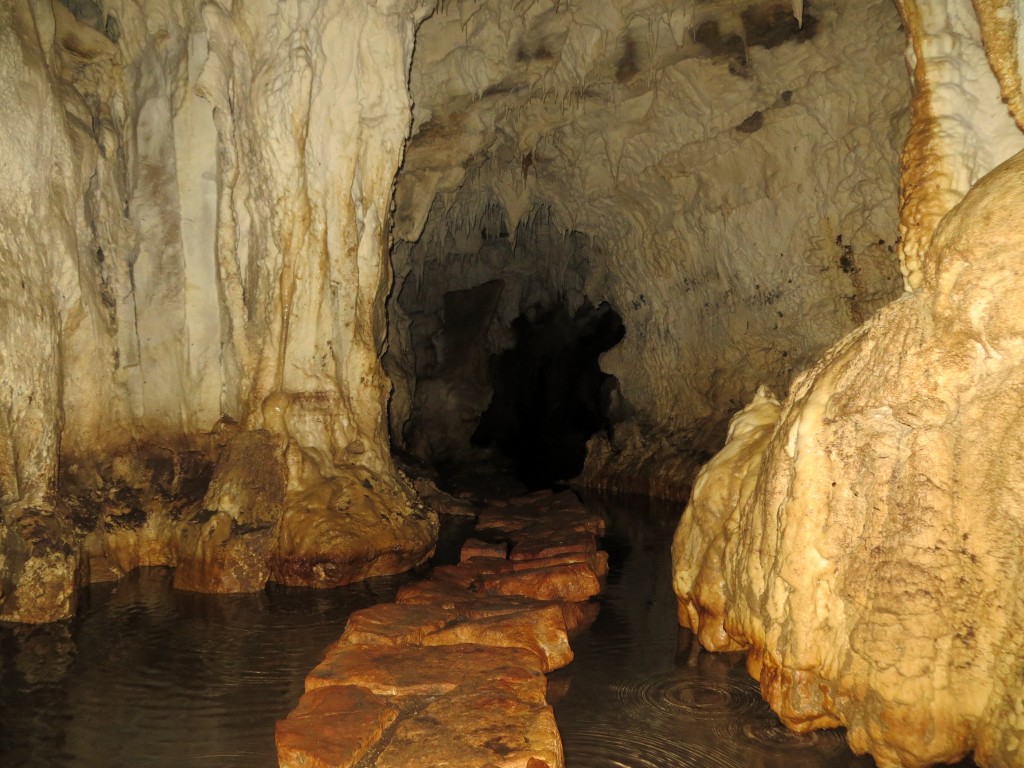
[471,300,625,490]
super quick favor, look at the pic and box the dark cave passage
[471,300,625,490]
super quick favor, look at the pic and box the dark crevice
[472,300,625,490]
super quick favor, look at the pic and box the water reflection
[0,567,406,768]
[554,493,977,768]
[0,497,981,768]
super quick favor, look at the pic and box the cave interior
[2,0,1024,766]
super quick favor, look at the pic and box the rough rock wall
[0,0,437,623]
[672,3,1024,766]
[895,0,1024,289]
[391,0,908,497]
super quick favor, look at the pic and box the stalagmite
[673,3,1024,766]
[0,0,438,623]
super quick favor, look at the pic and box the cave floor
[0,490,978,767]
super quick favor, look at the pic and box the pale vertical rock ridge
[0,0,439,622]
[673,3,1024,761]
[894,0,1024,290]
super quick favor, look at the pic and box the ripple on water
[564,723,742,768]
[612,667,767,721]
[736,718,850,754]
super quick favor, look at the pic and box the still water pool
[0,494,976,767]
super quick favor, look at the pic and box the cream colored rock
[389,0,909,496]
[673,151,1024,768]
[0,0,439,621]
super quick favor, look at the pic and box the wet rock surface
[278,488,607,768]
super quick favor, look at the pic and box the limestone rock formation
[673,3,1024,766]
[0,0,438,622]
[387,0,909,497]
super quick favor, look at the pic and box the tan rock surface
[421,604,574,672]
[276,685,400,768]
[479,562,602,604]
[461,537,509,561]
[374,679,564,768]
[339,602,457,646]
[673,151,1024,767]
[509,532,597,562]
[306,642,547,700]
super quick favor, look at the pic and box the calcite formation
[388,0,909,497]
[673,106,1024,768]
[673,3,1024,767]
[0,0,437,622]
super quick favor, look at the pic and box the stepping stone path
[276,489,607,768]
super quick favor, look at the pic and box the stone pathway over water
[276,489,607,768]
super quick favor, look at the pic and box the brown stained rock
[306,643,547,701]
[271,468,438,589]
[396,578,477,607]
[511,550,609,578]
[276,685,399,768]
[339,602,457,646]
[463,555,518,572]
[428,564,480,589]
[374,679,564,768]
[479,562,601,603]
[173,512,274,593]
[559,600,601,635]
[475,503,605,539]
[509,532,597,562]
[422,604,573,672]
[432,557,515,588]
[672,154,1024,767]
[395,576,598,633]
[0,508,82,623]
[461,537,508,561]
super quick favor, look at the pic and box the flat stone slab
[460,537,508,561]
[479,561,602,603]
[396,575,600,633]
[509,532,597,562]
[339,602,457,646]
[512,550,609,577]
[276,684,399,768]
[306,642,547,700]
[281,488,607,768]
[422,604,573,672]
[374,679,564,768]
[476,507,605,539]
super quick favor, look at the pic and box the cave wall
[391,0,909,497]
[0,0,437,623]
[672,2,1024,766]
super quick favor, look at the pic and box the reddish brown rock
[276,685,399,768]
[429,564,482,588]
[432,556,515,588]
[460,537,508,561]
[559,600,601,635]
[422,604,573,672]
[476,495,605,540]
[374,678,564,768]
[511,550,609,578]
[395,578,476,607]
[509,532,597,562]
[479,561,602,603]
[306,642,547,700]
[339,602,457,646]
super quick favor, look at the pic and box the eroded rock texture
[673,98,1024,768]
[388,0,909,497]
[0,0,437,622]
